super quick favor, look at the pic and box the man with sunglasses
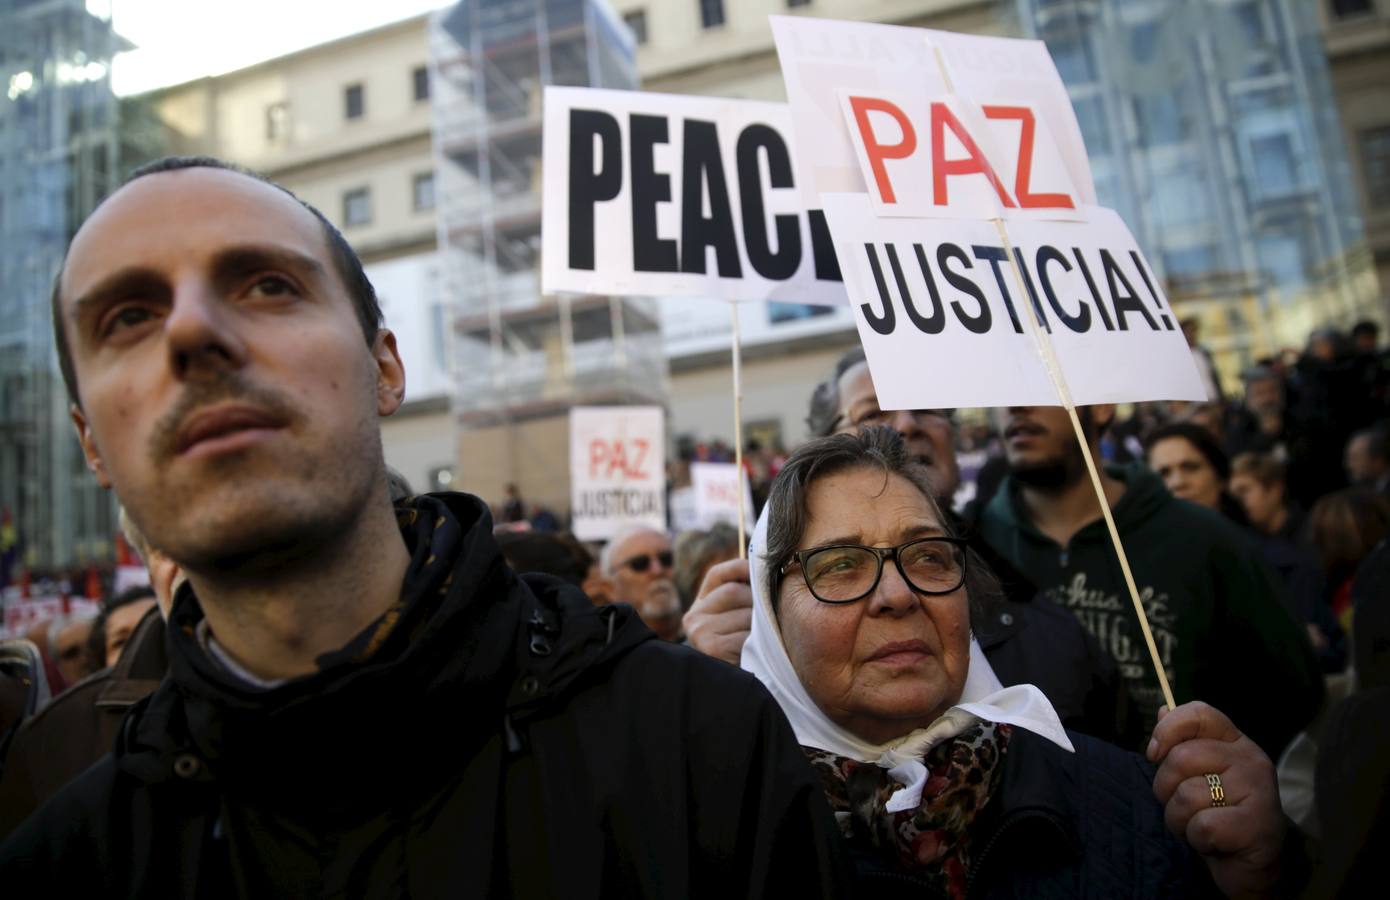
[600,526,684,641]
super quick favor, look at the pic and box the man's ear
[70,404,112,488]
[372,329,406,417]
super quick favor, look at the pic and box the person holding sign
[687,350,1132,745]
[744,428,1288,899]
[978,405,1324,758]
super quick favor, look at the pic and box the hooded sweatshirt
[980,464,1322,756]
[0,493,847,899]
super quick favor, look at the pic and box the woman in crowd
[1145,422,1249,525]
[743,427,1287,898]
[1308,487,1390,634]
[1229,453,1343,670]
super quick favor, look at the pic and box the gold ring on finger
[1205,773,1226,808]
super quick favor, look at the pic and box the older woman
[743,427,1286,898]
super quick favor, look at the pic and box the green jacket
[980,463,1322,756]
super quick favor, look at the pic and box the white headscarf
[741,502,1073,812]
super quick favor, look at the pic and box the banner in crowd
[1,596,100,640]
[770,16,1206,408]
[541,86,844,306]
[569,405,667,542]
[689,462,756,531]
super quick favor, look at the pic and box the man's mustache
[149,374,299,461]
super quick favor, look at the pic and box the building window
[343,187,371,227]
[413,172,436,211]
[413,66,430,102]
[623,10,648,45]
[1330,0,1373,19]
[1361,125,1390,207]
[1250,132,1303,198]
[344,83,365,120]
[265,101,290,143]
[698,0,725,29]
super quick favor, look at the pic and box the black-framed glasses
[621,550,673,573]
[779,537,967,604]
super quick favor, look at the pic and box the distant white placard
[770,16,1096,208]
[689,462,755,531]
[569,406,667,542]
[777,19,1205,408]
[820,195,1206,409]
[668,485,699,533]
[541,86,844,306]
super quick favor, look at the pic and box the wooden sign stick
[991,219,1177,711]
[729,301,748,559]
[927,42,1175,711]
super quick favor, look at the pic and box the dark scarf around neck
[804,721,1011,899]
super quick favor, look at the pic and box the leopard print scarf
[803,721,1011,898]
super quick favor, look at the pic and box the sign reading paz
[771,16,1206,408]
[542,86,843,306]
[689,462,755,531]
[569,406,666,542]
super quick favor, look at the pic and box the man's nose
[165,279,247,379]
[891,409,923,436]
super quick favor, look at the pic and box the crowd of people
[0,155,1384,897]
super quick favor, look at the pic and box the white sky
[100,0,450,96]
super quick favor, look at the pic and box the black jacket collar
[116,492,650,822]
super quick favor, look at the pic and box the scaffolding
[429,0,668,505]
[0,0,126,577]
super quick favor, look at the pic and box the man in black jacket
[686,349,1131,743]
[0,157,846,897]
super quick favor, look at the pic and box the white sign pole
[729,302,748,559]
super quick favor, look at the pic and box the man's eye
[102,306,155,336]
[249,275,297,297]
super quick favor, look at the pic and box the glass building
[0,0,124,576]
[1015,0,1380,382]
[430,0,667,507]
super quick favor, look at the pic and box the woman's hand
[1148,702,1285,899]
[683,558,753,666]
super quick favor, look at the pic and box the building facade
[430,0,668,518]
[145,14,454,497]
[613,0,1380,449]
[1321,0,1390,299]
[0,0,124,575]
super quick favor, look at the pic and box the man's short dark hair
[51,155,382,407]
[1352,320,1380,340]
[1353,423,1390,465]
[806,348,868,438]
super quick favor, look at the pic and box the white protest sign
[770,16,1096,209]
[668,486,699,534]
[569,406,667,542]
[689,462,755,531]
[821,194,1206,408]
[777,18,1204,408]
[541,86,844,306]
